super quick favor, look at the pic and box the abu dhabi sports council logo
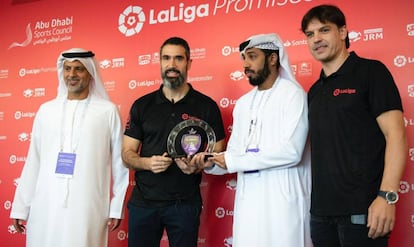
[9,17,73,49]
[9,24,32,49]
[118,6,145,37]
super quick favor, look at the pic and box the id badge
[246,144,260,153]
[55,152,76,178]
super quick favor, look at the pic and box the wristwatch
[378,190,399,204]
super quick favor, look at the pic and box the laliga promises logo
[117,230,127,241]
[215,207,226,218]
[118,6,146,37]
[399,181,410,194]
[220,98,230,108]
[129,80,137,89]
[394,55,407,67]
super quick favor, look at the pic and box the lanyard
[60,96,91,153]
[246,77,280,152]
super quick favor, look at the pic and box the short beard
[162,69,186,89]
[65,77,87,94]
[246,58,270,86]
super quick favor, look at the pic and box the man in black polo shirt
[301,4,407,247]
[122,37,226,247]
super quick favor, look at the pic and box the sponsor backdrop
[0,0,413,246]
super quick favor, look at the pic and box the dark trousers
[310,214,389,247]
[127,202,201,247]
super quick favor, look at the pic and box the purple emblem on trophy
[181,128,202,156]
[167,119,216,158]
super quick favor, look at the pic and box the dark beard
[246,58,270,86]
[161,68,186,89]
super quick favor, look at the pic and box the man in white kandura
[192,33,312,247]
[10,48,129,247]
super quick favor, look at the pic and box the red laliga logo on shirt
[333,88,357,96]
[182,113,189,120]
[181,113,202,122]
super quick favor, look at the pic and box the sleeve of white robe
[225,80,309,173]
[10,105,44,220]
[108,104,129,219]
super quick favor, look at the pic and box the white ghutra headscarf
[56,48,109,100]
[239,33,300,87]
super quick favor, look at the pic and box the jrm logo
[363,28,383,41]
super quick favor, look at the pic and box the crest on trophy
[167,119,216,158]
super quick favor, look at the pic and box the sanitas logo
[118,3,209,37]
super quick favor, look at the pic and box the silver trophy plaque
[167,119,216,158]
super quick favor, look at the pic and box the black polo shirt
[308,52,403,216]
[125,84,225,207]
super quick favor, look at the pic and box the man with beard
[191,33,312,246]
[122,36,226,247]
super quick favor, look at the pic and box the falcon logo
[118,6,146,37]
[8,24,32,49]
